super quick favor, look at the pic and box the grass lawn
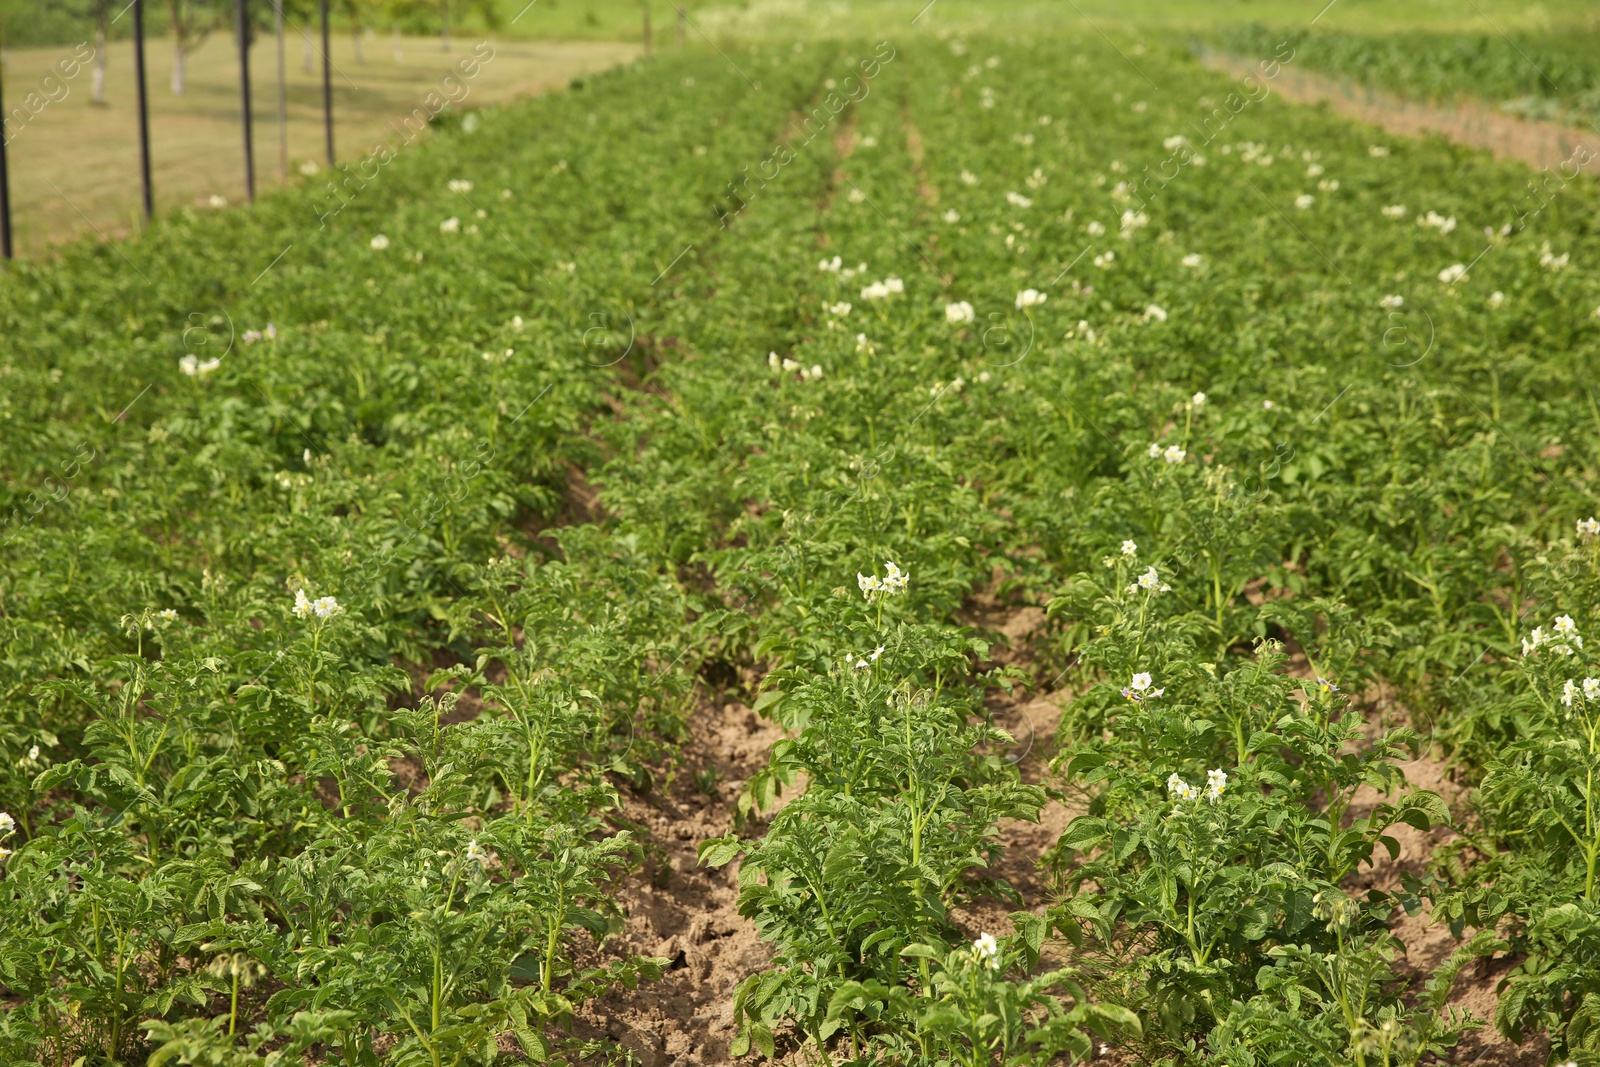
[1,31,637,256]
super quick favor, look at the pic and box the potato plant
[2,13,1600,1067]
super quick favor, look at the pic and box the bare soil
[587,597,1547,1064]
[576,695,785,1066]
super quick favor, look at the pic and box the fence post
[642,3,651,56]
[275,0,287,184]
[321,0,334,164]
[0,46,11,260]
[677,5,685,46]
[133,0,154,222]
[237,0,256,202]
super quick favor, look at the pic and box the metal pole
[133,0,153,223]
[0,46,12,260]
[274,0,287,184]
[237,0,255,202]
[320,0,333,165]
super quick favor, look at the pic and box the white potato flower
[945,301,975,324]
[1015,289,1047,309]
[179,355,222,377]
[1125,672,1165,701]
[858,562,908,601]
[1539,245,1570,271]
[294,590,342,620]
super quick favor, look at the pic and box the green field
[4,2,1600,1065]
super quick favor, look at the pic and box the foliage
[3,18,1600,1066]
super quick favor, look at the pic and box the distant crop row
[1218,23,1600,127]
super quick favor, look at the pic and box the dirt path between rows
[576,693,785,1065]
[585,593,1546,1065]
[1201,51,1599,175]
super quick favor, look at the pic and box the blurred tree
[48,0,117,104]
[383,0,496,54]
[340,0,374,63]
[167,0,221,94]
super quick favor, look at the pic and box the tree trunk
[92,21,107,104]
[303,31,313,73]
[392,26,402,61]
[172,37,186,95]
[352,27,364,64]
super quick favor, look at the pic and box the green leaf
[698,835,744,868]
[1059,816,1108,852]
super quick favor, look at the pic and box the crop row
[634,33,1600,1065]
[1217,23,1600,127]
